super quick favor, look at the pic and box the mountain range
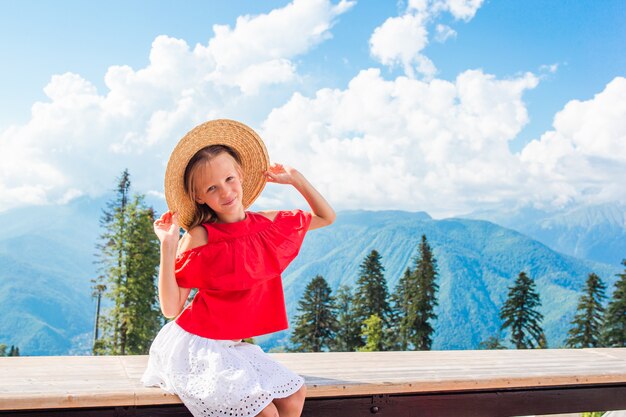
[463,203,626,266]
[0,196,623,354]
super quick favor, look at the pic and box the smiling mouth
[223,198,236,206]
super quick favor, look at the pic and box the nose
[219,183,234,198]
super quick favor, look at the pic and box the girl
[141,119,335,417]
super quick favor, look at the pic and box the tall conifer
[413,235,439,350]
[291,275,338,352]
[390,267,414,350]
[352,250,391,348]
[332,285,361,352]
[500,271,546,349]
[566,272,606,348]
[603,259,626,347]
[0,344,20,356]
[122,197,162,353]
[389,235,439,351]
[92,170,162,355]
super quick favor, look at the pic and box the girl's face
[193,152,245,222]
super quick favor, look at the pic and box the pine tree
[332,285,361,352]
[122,197,162,353]
[566,273,606,348]
[352,250,391,348]
[8,345,20,356]
[603,259,626,347]
[390,267,413,350]
[358,314,383,352]
[500,271,546,349]
[0,343,20,356]
[291,275,338,352]
[93,170,131,354]
[413,235,439,350]
[92,170,162,355]
[388,235,440,351]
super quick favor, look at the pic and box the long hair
[183,144,242,229]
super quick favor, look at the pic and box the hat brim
[164,119,269,231]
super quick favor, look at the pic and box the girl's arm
[154,211,192,318]
[264,163,336,230]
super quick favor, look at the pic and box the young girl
[141,119,335,417]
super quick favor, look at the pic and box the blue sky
[0,0,625,216]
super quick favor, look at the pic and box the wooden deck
[1,348,625,416]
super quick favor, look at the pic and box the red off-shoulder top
[173,209,312,340]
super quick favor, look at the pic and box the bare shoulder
[177,225,208,255]
[257,210,280,222]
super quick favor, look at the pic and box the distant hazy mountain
[0,198,622,355]
[463,203,626,266]
[0,197,105,355]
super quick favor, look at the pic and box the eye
[207,185,216,192]
[226,176,234,182]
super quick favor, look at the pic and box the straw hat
[164,119,270,230]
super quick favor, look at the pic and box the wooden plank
[2,385,626,417]
[0,349,625,410]
[300,385,626,417]
[0,405,192,416]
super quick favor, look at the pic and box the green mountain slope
[269,210,620,350]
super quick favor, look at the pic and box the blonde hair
[183,144,242,229]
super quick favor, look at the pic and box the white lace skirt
[141,320,304,417]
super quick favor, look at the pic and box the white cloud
[520,76,626,207]
[540,63,559,74]
[2,1,623,217]
[261,68,539,216]
[369,12,434,79]
[370,0,483,79]
[434,24,457,42]
[206,0,354,93]
[436,0,484,21]
[261,69,626,215]
[0,0,352,212]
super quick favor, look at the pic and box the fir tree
[566,272,606,348]
[92,170,162,355]
[0,344,20,356]
[412,235,439,350]
[383,306,402,351]
[389,236,439,351]
[122,197,162,353]
[352,250,391,348]
[603,259,626,347]
[500,271,546,349]
[390,267,413,350]
[332,285,361,352]
[291,275,338,352]
[358,314,383,352]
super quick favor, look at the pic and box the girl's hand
[264,163,301,185]
[266,162,336,231]
[154,211,180,247]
